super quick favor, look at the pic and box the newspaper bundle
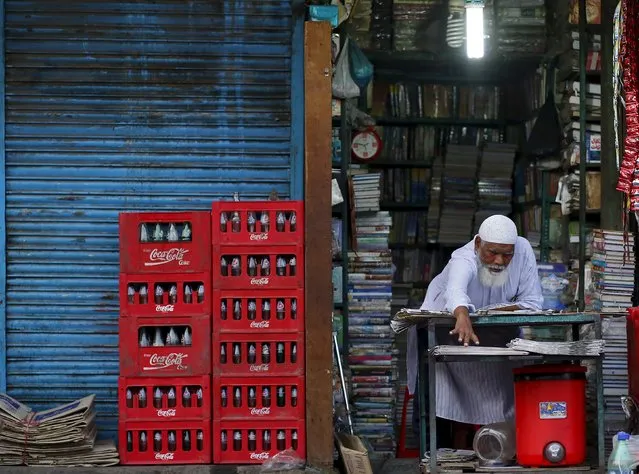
[0,393,119,466]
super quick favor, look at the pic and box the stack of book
[601,315,629,456]
[590,229,635,313]
[439,145,478,244]
[351,169,382,213]
[427,156,444,243]
[474,143,517,233]
[392,0,442,52]
[495,0,546,55]
[347,206,397,457]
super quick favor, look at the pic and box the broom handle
[333,330,354,435]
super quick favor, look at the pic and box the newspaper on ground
[0,393,119,466]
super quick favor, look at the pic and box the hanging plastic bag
[332,38,360,99]
[348,38,373,89]
[523,91,563,159]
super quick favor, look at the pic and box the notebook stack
[474,143,517,233]
[590,229,635,313]
[439,145,478,244]
[351,169,382,213]
[347,206,397,457]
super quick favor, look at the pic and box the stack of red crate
[211,202,306,463]
[118,212,213,464]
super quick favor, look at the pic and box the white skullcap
[478,215,518,245]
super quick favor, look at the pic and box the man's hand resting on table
[450,306,479,346]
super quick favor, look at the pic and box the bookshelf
[332,100,352,350]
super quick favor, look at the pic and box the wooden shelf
[380,202,429,210]
[367,160,433,168]
[374,117,509,128]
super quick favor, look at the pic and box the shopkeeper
[407,215,544,447]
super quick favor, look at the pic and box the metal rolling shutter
[4,0,300,439]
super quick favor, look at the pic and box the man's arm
[512,239,544,310]
[445,255,480,345]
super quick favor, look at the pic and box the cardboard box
[336,433,373,474]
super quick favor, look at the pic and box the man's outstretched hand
[450,306,480,346]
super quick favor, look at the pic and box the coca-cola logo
[144,248,190,267]
[156,408,176,417]
[249,321,270,329]
[155,304,174,313]
[250,277,269,286]
[250,407,271,416]
[143,352,188,371]
[155,452,175,461]
[249,364,270,373]
[249,452,270,461]
[249,233,269,241]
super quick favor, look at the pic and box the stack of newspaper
[508,338,605,357]
[0,393,119,466]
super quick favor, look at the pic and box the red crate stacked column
[118,211,212,465]
[211,201,306,464]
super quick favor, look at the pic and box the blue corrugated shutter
[4,0,300,440]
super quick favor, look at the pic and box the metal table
[416,312,604,474]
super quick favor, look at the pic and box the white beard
[476,254,509,288]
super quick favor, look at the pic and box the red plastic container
[119,316,211,377]
[513,364,587,467]
[212,289,303,333]
[212,245,303,290]
[119,419,211,465]
[212,419,306,464]
[627,307,639,401]
[213,376,305,420]
[118,376,211,421]
[212,201,304,246]
[119,211,211,274]
[212,332,304,377]
[120,272,211,318]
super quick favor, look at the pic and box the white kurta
[406,236,543,425]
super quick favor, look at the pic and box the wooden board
[303,20,334,469]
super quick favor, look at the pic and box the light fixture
[465,0,485,59]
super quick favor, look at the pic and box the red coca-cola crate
[212,332,304,377]
[119,211,211,274]
[118,376,211,421]
[212,201,304,246]
[212,419,306,464]
[120,316,211,377]
[212,245,303,290]
[213,376,305,420]
[212,289,303,333]
[120,273,211,318]
[119,419,211,465]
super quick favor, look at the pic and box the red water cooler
[513,364,587,467]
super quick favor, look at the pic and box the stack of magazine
[347,173,397,457]
[439,145,478,244]
[474,143,517,233]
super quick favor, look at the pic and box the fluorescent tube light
[465,0,485,59]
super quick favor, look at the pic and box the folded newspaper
[0,393,119,466]
[430,346,530,356]
[391,307,559,334]
[507,338,605,356]
[390,308,454,334]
